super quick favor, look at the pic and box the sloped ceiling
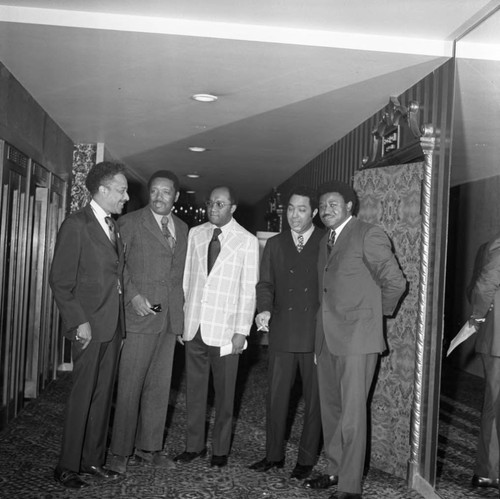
[0,1,499,203]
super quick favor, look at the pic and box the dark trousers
[317,349,377,495]
[266,350,321,465]
[110,331,177,457]
[475,353,500,479]
[184,330,239,456]
[58,329,121,471]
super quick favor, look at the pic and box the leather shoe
[328,493,362,499]
[210,454,228,467]
[304,474,339,489]
[135,450,176,469]
[471,474,499,488]
[54,466,88,489]
[80,464,120,479]
[290,463,313,479]
[107,454,129,474]
[174,448,207,463]
[249,457,284,472]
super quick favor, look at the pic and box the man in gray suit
[108,170,188,473]
[305,181,405,499]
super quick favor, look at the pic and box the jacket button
[304,288,308,292]
[288,288,293,292]
[324,288,327,293]
[288,307,293,311]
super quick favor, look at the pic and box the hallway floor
[0,346,493,498]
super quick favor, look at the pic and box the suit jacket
[183,218,259,347]
[470,232,500,356]
[49,204,125,342]
[257,227,325,353]
[118,207,188,335]
[316,217,406,355]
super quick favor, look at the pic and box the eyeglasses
[205,200,231,209]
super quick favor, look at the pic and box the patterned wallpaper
[354,162,424,477]
[70,143,96,213]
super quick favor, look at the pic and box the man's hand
[255,311,271,332]
[76,322,92,350]
[231,333,247,354]
[468,316,485,331]
[131,294,155,316]
[176,336,185,346]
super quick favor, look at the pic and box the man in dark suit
[49,162,129,488]
[108,170,188,473]
[305,181,405,499]
[468,235,500,490]
[249,185,323,480]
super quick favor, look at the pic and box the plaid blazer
[183,218,259,347]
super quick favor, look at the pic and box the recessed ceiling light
[192,94,218,103]
[188,146,207,153]
[187,173,200,178]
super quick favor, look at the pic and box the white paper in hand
[220,339,248,357]
[446,322,477,357]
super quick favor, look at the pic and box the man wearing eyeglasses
[174,186,259,468]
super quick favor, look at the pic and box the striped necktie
[161,216,176,250]
[327,230,336,255]
[105,216,117,251]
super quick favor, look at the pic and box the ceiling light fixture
[188,146,207,152]
[186,173,200,178]
[192,93,218,103]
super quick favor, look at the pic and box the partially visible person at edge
[107,170,188,474]
[304,180,406,499]
[49,162,129,488]
[174,186,259,468]
[249,185,323,480]
[467,237,500,491]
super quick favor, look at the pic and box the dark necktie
[161,216,176,250]
[207,228,222,274]
[327,230,336,255]
[297,234,304,252]
[105,216,117,251]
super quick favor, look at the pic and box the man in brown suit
[305,181,405,499]
[108,170,188,473]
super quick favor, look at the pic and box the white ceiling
[0,1,499,204]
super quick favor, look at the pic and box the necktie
[327,230,336,255]
[207,228,222,274]
[105,216,117,250]
[161,216,176,250]
[297,234,304,252]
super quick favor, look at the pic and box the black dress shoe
[329,493,362,499]
[304,474,339,489]
[249,457,285,472]
[290,463,313,479]
[174,449,207,463]
[80,464,120,479]
[471,474,499,488]
[210,454,228,467]
[54,466,88,489]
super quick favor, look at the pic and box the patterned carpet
[0,346,492,498]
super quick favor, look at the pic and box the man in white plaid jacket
[175,185,259,468]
